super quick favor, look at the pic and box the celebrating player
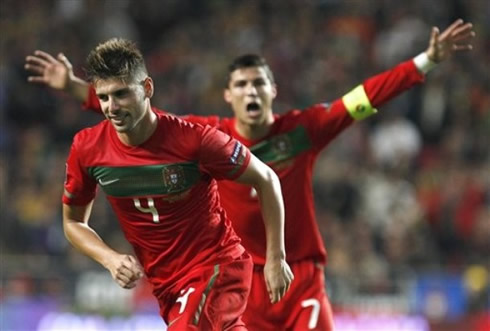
[57,38,293,330]
[26,19,474,330]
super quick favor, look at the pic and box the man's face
[94,77,148,133]
[224,66,277,127]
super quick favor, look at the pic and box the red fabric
[243,260,334,331]
[163,253,253,330]
[80,58,425,266]
[63,112,250,298]
[79,58,426,329]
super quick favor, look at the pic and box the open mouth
[246,102,261,117]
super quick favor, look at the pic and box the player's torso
[217,114,326,264]
[80,117,241,285]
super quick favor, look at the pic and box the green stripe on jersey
[250,125,312,164]
[88,162,201,197]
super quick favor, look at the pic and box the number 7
[301,298,320,329]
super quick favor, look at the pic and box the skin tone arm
[63,201,144,289]
[234,154,294,303]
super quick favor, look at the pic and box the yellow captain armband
[342,84,377,120]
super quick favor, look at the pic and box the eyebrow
[96,87,130,98]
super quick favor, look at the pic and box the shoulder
[281,103,332,121]
[158,112,204,133]
[70,120,111,158]
[72,120,109,146]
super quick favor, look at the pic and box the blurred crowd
[1,0,489,322]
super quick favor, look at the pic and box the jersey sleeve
[342,58,425,120]
[198,125,251,180]
[62,134,97,205]
[82,86,103,115]
[303,58,425,150]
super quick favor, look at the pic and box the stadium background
[1,1,489,330]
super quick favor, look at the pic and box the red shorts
[159,252,253,330]
[243,259,334,331]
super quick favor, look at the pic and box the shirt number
[301,298,320,329]
[133,198,159,223]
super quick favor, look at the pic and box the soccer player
[57,38,293,330]
[26,19,474,330]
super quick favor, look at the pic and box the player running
[59,38,293,330]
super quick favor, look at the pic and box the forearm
[64,220,119,269]
[67,76,90,103]
[255,169,286,260]
[62,202,118,269]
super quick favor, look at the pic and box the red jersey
[62,112,251,297]
[83,59,424,266]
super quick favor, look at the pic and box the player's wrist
[414,52,437,74]
[266,249,286,261]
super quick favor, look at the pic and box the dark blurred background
[1,1,489,330]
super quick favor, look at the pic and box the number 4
[301,298,320,329]
[133,198,159,223]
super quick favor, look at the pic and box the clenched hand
[105,254,144,289]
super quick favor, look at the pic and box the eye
[233,80,247,88]
[254,79,266,87]
[97,95,108,102]
[114,89,129,98]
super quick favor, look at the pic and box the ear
[271,84,278,99]
[223,88,232,104]
[143,77,154,98]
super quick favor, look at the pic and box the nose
[107,96,120,113]
[245,83,258,95]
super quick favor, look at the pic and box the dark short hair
[85,38,148,84]
[225,54,275,87]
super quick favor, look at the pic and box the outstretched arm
[234,154,294,304]
[25,50,89,102]
[63,202,144,289]
[306,19,476,152]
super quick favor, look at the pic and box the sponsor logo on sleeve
[230,141,243,164]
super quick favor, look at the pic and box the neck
[118,106,158,146]
[235,113,274,141]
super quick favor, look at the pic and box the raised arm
[425,19,474,64]
[308,19,476,147]
[25,50,89,102]
[63,202,143,289]
[234,154,294,303]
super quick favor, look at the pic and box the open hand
[426,19,475,63]
[25,50,74,90]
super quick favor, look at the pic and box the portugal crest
[163,165,186,192]
[271,134,292,156]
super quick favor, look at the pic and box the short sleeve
[82,87,103,114]
[199,125,251,180]
[62,136,97,205]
